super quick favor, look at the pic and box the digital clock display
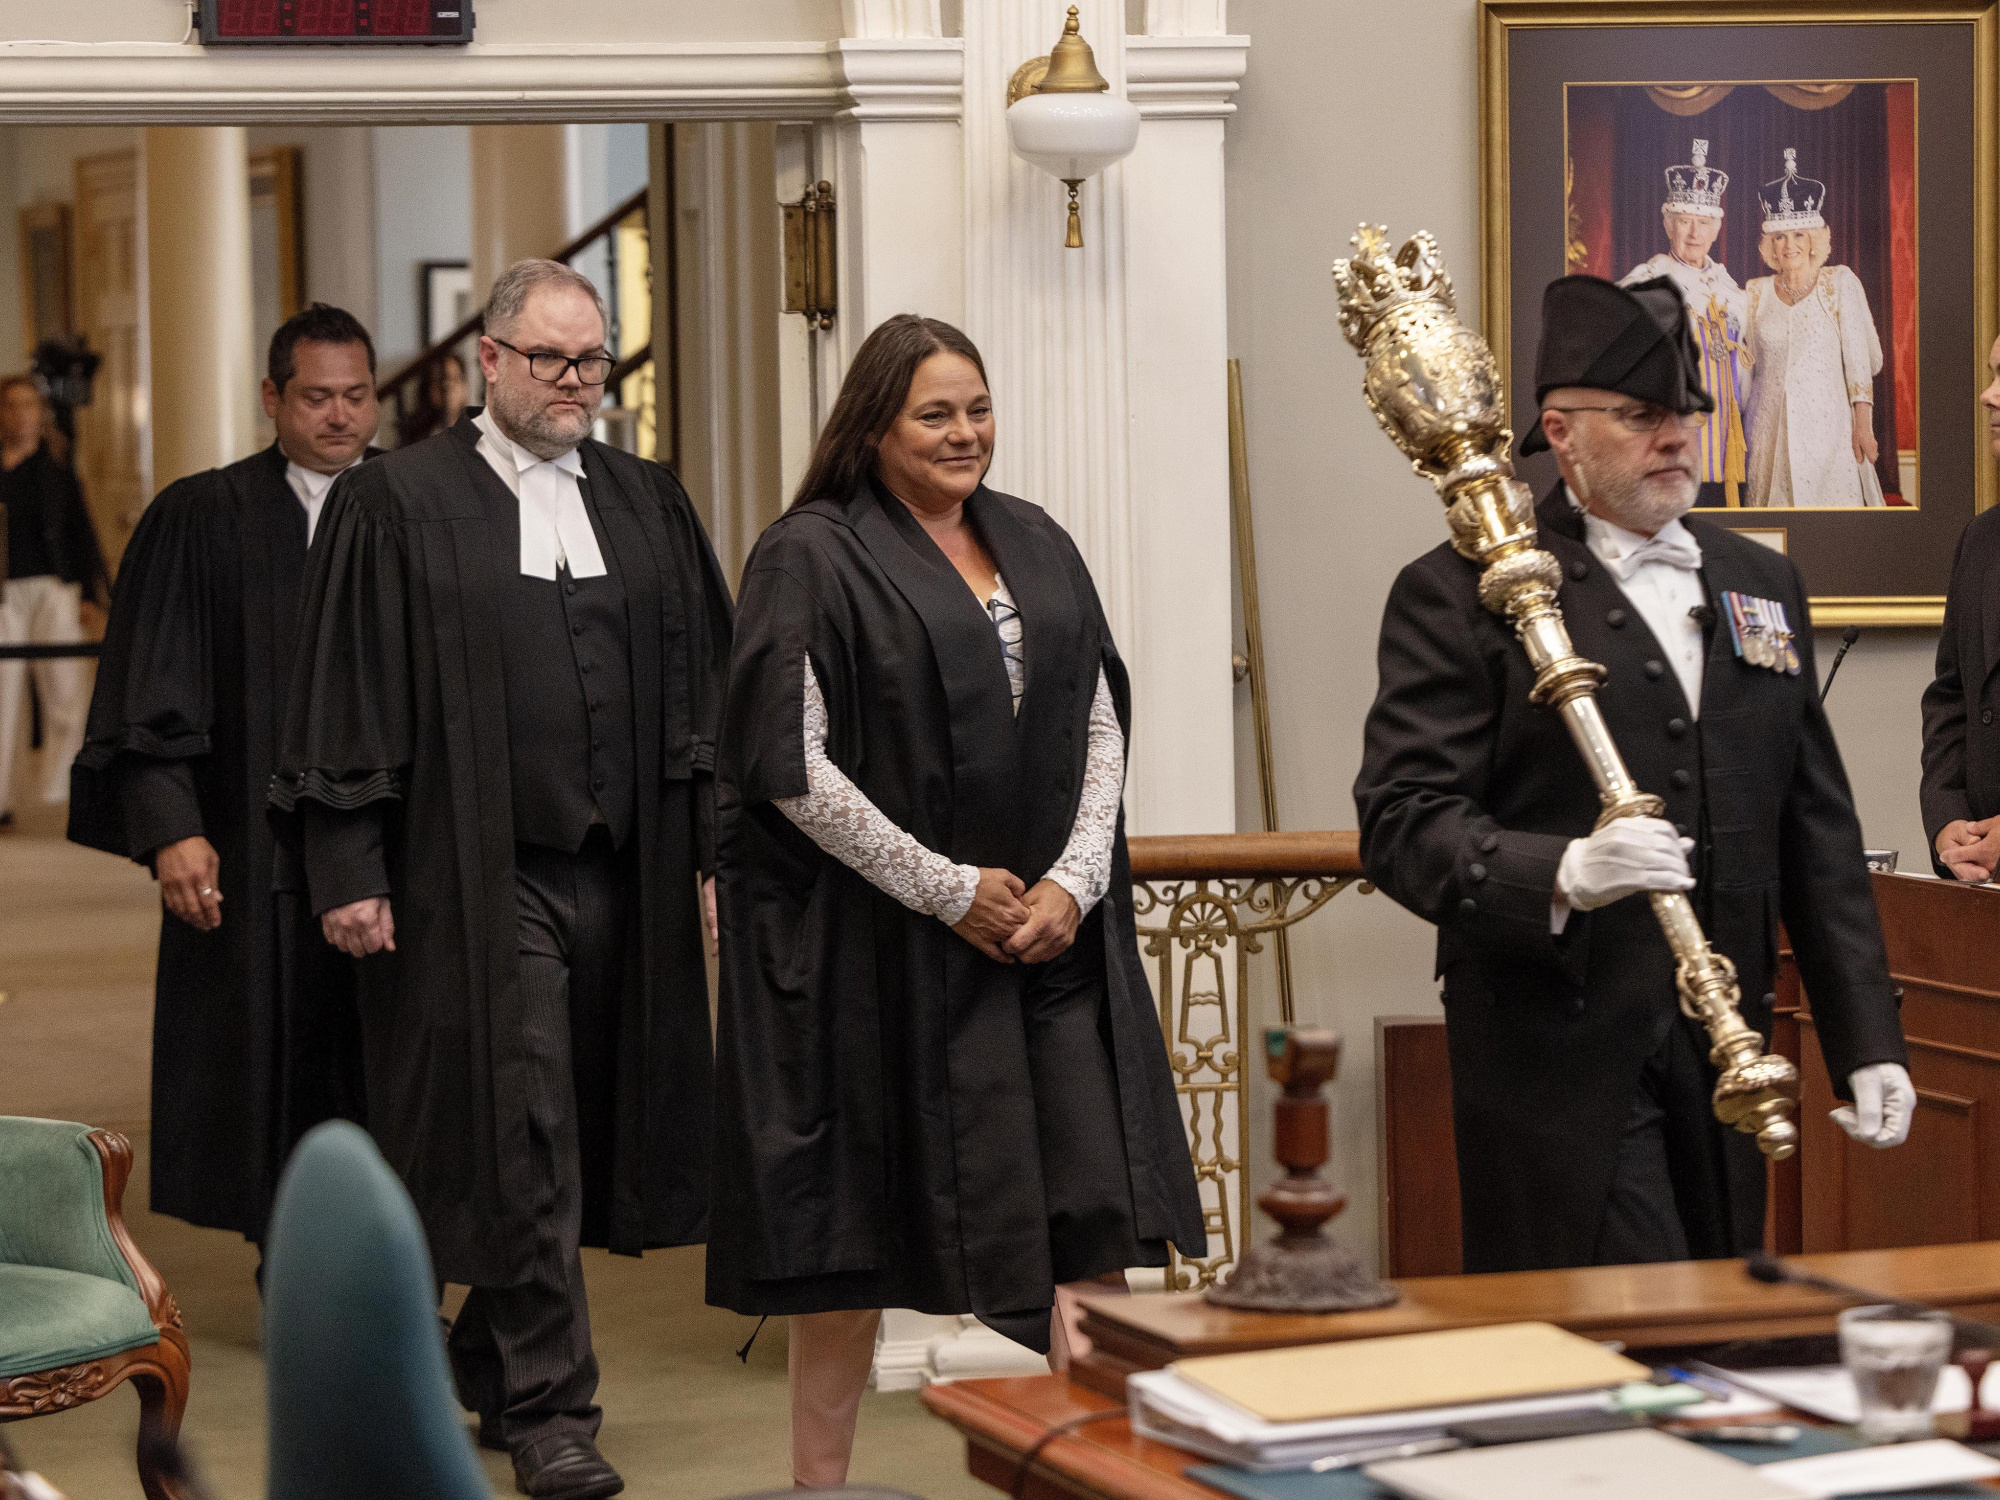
[200,0,472,42]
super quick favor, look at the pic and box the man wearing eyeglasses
[274,259,733,1500]
[1355,274,1909,1275]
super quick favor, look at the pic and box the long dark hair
[792,314,988,508]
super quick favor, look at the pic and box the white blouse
[773,582,1125,929]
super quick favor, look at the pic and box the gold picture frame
[1480,0,2000,626]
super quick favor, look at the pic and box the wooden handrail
[377,187,651,402]
[1127,830,1362,881]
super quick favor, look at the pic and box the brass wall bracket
[782,180,836,331]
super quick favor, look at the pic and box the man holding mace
[1353,271,1911,1272]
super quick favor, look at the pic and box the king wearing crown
[1621,138,1751,507]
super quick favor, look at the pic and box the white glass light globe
[1006,90,1141,182]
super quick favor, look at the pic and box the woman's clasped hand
[950,869,1081,963]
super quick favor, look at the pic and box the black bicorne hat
[1518,274,1715,457]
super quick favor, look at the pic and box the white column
[672,122,785,585]
[961,0,1137,660]
[144,127,258,490]
[829,32,966,361]
[1120,23,1248,836]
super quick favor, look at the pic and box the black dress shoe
[512,1437,623,1500]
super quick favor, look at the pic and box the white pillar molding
[1119,29,1248,837]
[828,35,967,372]
[841,0,945,40]
[1143,0,1230,35]
[961,0,1139,696]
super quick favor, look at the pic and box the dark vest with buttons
[481,461,638,852]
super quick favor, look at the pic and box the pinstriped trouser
[446,834,624,1456]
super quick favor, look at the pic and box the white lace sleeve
[1043,668,1123,917]
[773,654,979,925]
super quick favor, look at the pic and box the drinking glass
[1839,1303,1954,1442]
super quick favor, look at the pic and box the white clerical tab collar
[474,408,583,480]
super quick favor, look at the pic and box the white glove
[1832,1062,1915,1148]
[1554,818,1694,912]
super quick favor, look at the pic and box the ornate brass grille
[1128,833,1367,1291]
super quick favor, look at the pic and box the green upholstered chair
[0,1117,191,1500]
[263,1119,490,1500]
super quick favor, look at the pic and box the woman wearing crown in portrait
[1742,147,1887,508]
[1621,139,1751,508]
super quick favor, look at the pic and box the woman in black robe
[707,315,1204,1488]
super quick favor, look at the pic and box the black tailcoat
[1354,486,1907,1272]
[69,443,371,1240]
[270,417,733,1286]
[705,482,1205,1323]
[1921,505,2000,869]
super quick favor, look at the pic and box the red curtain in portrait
[1566,86,1616,277]
[1886,81,1917,472]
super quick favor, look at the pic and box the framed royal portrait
[1481,0,1999,624]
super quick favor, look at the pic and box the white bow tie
[1601,528,1703,582]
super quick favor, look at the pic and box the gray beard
[487,384,594,462]
[1572,445,1696,534]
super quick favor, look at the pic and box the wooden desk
[926,1241,2000,1498]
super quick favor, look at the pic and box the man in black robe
[70,303,379,1253]
[1355,276,1911,1273]
[273,259,730,1500]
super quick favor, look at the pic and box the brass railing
[1129,831,1368,1290]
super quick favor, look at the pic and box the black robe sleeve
[270,465,414,914]
[1920,521,1977,869]
[719,540,853,809]
[1354,553,1586,979]
[69,477,215,861]
[648,460,736,873]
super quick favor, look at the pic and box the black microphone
[1744,1251,2000,1345]
[1820,625,1861,704]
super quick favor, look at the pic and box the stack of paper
[1128,1322,1650,1472]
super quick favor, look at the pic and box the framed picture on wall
[1480,0,1998,625]
[421,259,474,346]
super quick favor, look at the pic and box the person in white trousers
[0,376,106,824]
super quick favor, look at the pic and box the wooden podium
[1376,871,2000,1276]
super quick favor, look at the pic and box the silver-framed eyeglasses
[490,337,615,388]
[1545,402,1699,435]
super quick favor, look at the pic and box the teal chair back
[263,1120,489,1500]
[0,1117,142,1292]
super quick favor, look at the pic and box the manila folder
[1169,1321,1650,1425]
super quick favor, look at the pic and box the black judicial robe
[1354,485,1907,1273]
[69,442,374,1241]
[270,416,733,1287]
[705,480,1205,1325]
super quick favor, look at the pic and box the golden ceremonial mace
[1332,225,1799,1160]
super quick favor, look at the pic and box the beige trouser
[787,1272,1129,1489]
[0,574,88,812]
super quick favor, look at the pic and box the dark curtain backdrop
[1603,83,1900,497]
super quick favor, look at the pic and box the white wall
[1224,0,1945,1271]
[371,125,472,370]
